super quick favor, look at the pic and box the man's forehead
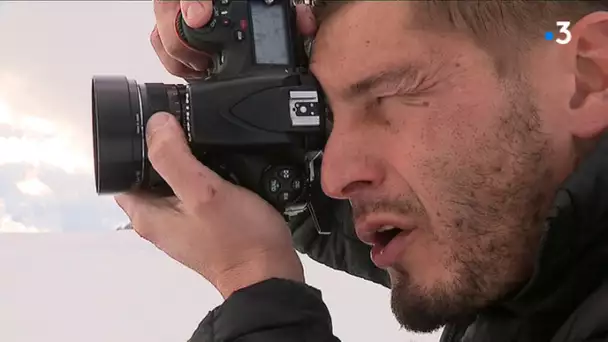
[309,2,431,92]
[312,2,415,49]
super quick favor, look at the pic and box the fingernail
[146,112,171,138]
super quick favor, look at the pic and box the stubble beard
[389,82,556,333]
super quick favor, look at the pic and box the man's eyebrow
[342,65,421,100]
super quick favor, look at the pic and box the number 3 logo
[556,21,572,45]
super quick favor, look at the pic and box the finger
[145,112,225,206]
[115,192,183,245]
[296,4,317,36]
[154,0,211,71]
[150,26,203,78]
[180,0,213,28]
[116,193,204,276]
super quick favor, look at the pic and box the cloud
[16,175,52,197]
[0,90,92,175]
[0,97,126,233]
[0,199,49,233]
[0,163,126,233]
[0,216,47,233]
[0,69,128,233]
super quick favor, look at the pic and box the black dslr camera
[91,0,332,234]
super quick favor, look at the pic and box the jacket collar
[500,133,608,317]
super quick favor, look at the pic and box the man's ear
[568,11,608,139]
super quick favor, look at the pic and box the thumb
[146,112,225,205]
[181,0,213,28]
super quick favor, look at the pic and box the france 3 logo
[544,21,572,45]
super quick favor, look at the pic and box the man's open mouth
[375,225,404,247]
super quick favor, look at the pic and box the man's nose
[321,127,386,200]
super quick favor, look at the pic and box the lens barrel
[91,76,145,193]
[92,76,186,194]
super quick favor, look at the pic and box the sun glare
[16,177,52,196]
[0,96,92,174]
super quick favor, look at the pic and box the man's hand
[150,2,390,289]
[115,112,304,299]
[151,0,317,78]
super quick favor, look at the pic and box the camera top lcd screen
[250,1,290,65]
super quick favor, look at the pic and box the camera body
[91,0,332,233]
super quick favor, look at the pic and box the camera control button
[278,191,293,204]
[292,179,302,191]
[278,168,292,180]
[220,17,231,26]
[234,30,245,41]
[269,178,281,193]
[220,0,230,5]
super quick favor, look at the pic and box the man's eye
[377,92,431,108]
[376,93,407,104]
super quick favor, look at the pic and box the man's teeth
[378,225,396,232]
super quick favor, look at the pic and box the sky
[0,2,442,341]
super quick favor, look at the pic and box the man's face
[311,2,577,332]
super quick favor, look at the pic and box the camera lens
[91,76,186,194]
[91,76,145,193]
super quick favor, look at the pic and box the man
[117,0,608,341]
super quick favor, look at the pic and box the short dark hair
[312,1,608,75]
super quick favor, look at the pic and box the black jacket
[188,135,608,342]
